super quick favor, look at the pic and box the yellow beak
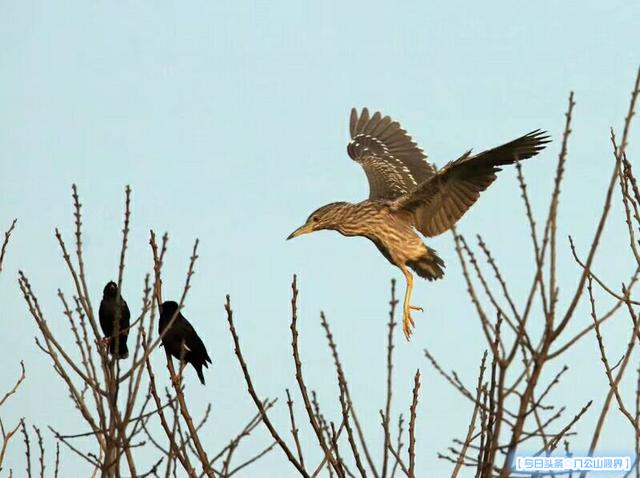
[287,223,315,240]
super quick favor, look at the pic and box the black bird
[159,301,212,385]
[99,281,131,359]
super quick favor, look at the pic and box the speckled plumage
[289,108,550,338]
[306,200,444,280]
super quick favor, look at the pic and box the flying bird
[159,301,212,385]
[288,108,550,339]
[99,281,131,359]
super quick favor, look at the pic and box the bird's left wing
[393,130,550,237]
[347,108,436,200]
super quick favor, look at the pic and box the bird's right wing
[123,299,131,324]
[393,130,550,237]
[347,108,436,200]
[183,321,212,364]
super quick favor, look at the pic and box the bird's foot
[98,337,110,351]
[402,305,423,340]
[170,374,182,388]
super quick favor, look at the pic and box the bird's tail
[407,247,445,281]
[194,364,206,385]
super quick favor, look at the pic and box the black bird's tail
[194,363,206,385]
[192,355,212,385]
[407,247,445,281]
[110,338,129,359]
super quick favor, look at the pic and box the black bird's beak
[287,223,314,240]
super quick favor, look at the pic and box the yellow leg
[400,266,423,340]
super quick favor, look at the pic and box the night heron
[288,108,550,339]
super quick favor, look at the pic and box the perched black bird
[159,301,212,385]
[99,281,131,359]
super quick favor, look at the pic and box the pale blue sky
[1,1,639,476]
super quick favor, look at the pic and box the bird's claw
[402,312,415,340]
[171,374,182,387]
[402,318,413,340]
[98,337,110,350]
[402,305,423,340]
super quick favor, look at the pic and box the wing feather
[365,111,383,133]
[371,116,392,137]
[347,107,436,200]
[356,108,369,133]
[393,130,550,237]
[349,108,358,137]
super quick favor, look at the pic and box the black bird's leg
[98,336,110,353]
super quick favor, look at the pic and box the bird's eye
[312,216,319,222]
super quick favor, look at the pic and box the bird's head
[287,202,349,240]
[160,301,179,316]
[103,281,118,298]
[159,301,181,330]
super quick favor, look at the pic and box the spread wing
[393,130,550,237]
[347,107,436,200]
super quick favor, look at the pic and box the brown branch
[0,361,26,408]
[289,278,342,477]
[54,442,60,478]
[0,219,17,273]
[588,277,637,427]
[391,414,405,478]
[383,279,398,478]
[32,426,44,478]
[286,389,305,470]
[227,441,277,477]
[387,441,409,477]
[408,370,420,478]
[311,414,349,478]
[320,313,368,477]
[20,420,31,478]
[48,426,100,469]
[141,330,195,477]
[555,69,639,340]
[451,352,487,478]
[0,420,22,472]
[225,294,309,477]
[547,401,593,451]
